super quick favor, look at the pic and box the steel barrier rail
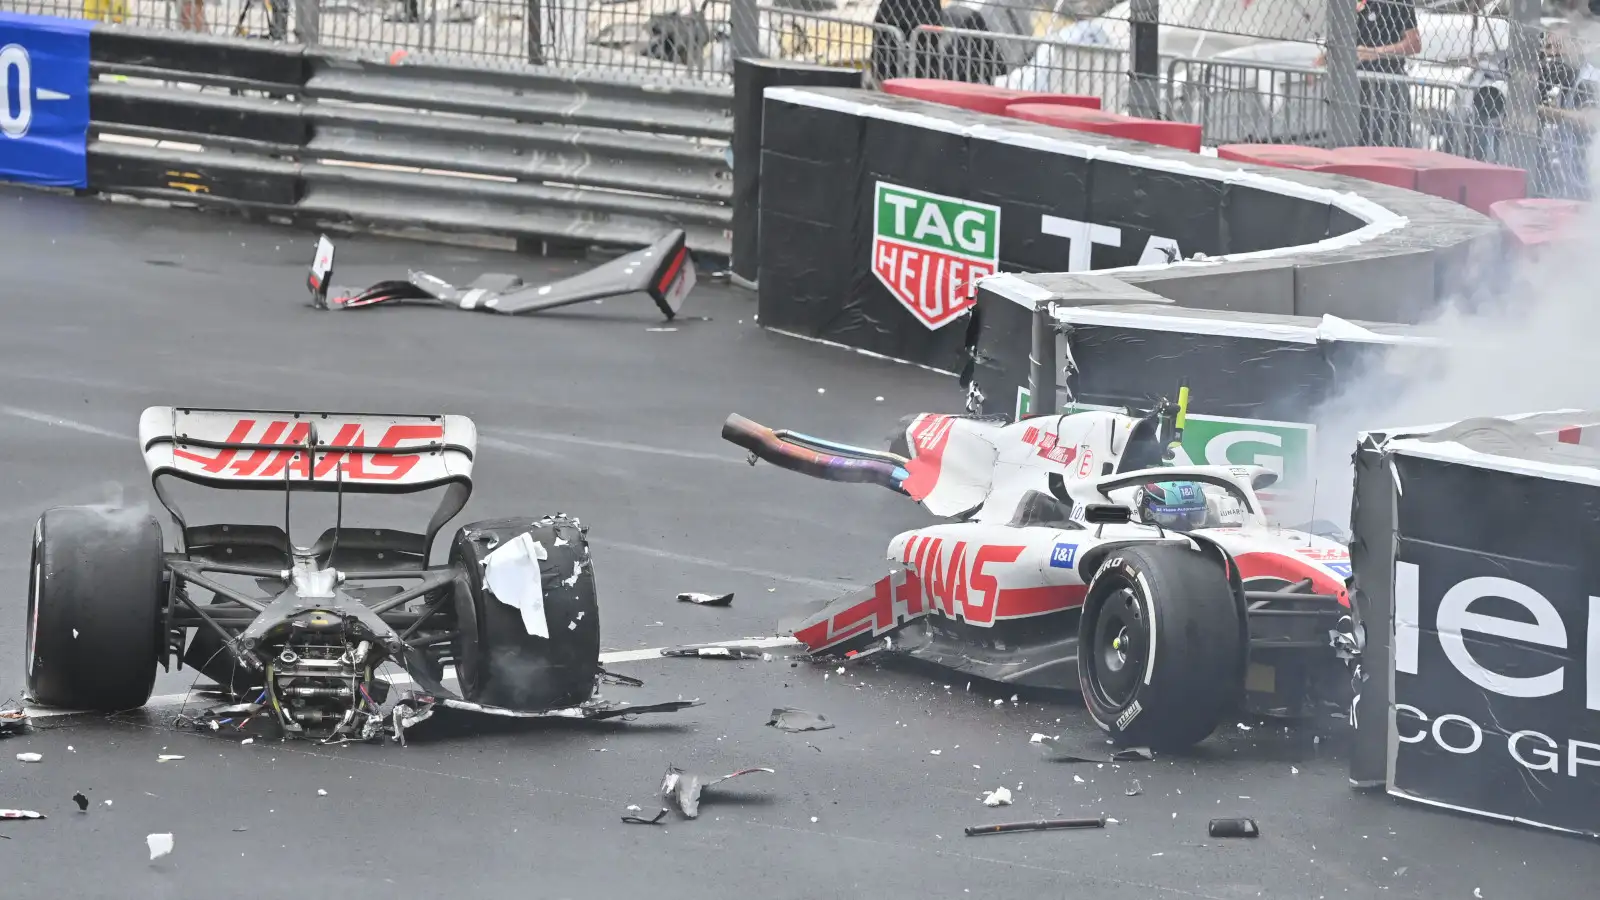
[1163,53,1482,154]
[82,26,733,257]
[302,54,734,140]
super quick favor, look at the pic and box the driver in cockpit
[1133,481,1215,531]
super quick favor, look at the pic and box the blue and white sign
[0,13,92,188]
[1049,542,1078,569]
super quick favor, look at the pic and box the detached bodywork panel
[306,229,697,320]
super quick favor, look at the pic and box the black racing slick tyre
[451,516,600,711]
[1077,544,1241,751]
[25,506,166,710]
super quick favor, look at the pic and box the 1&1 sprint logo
[2,44,72,140]
[1049,542,1079,569]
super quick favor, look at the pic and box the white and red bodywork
[794,410,1350,657]
[139,407,476,490]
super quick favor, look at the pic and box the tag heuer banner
[871,183,1000,330]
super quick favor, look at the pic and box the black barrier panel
[1389,454,1600,835]
[964,292,1035,414]
[92,28,306,87]
[758,96,865,343]
[1226,185,1337,255]
[90,84,307,147]
[756,89,1386,371]
[1087,160,1222,266]
[1069,320,1440,421]
[1067,328,1342,420]
[89,146,301,207]
[966,285,1449,424]
[1346,433,1396,789]
[967,140,1088,273]
[861,117,972,215]
[731,59,861,283]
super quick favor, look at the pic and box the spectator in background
[872,0,943,84]
[1537,26,1598,198]
[178,0,207,32]
[1320,0,1422,146]
[1353,0,1421,146]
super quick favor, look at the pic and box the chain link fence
[8,0,1599,196]
[749,0,1599,199]
[1,0,750,83]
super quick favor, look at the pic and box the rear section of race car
[23,406,682,741]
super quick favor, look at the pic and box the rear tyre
[450,515,600,710]
[1077,544,1241,750]
[25,506,166,710]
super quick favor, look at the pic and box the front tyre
[1077,544,1241,750]
[25,506,166,710]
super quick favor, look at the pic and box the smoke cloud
[1305,154,1600,529]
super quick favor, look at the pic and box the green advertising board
[1013,387,1315,502]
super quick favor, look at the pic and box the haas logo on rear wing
[139,408,477,489]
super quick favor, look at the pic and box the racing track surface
[0,186,1594,899]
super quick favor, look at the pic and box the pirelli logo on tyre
[872,183,1000,331]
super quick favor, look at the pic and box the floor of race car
[0,187,1595,898]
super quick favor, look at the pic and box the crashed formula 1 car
[304,228,697,320]
[24,407,698,742]
[722,390,1355,750]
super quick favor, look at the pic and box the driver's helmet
[1135,481,1208,531]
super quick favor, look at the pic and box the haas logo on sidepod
[907,538,1024,626]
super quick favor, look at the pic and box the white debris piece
[483,533,551,638]
[147,833,174,861]
[1029,733,1050,743]
[929,749,942,755]
[563,561,583,587]
[16,752,41,763]
[1291,766,1300,775]
[1073,775,1085,784]
[811,816,819,823]
[242,738,254,745]
[992,699,1003,706]
[317,789,328,796]
[982,787,1013,807]
[626,805,642,811]
[157,755,184,762]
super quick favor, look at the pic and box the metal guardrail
[84,27,733,256]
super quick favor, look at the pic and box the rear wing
[139,406,476,493]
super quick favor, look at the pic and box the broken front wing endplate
[306,229,696,320]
